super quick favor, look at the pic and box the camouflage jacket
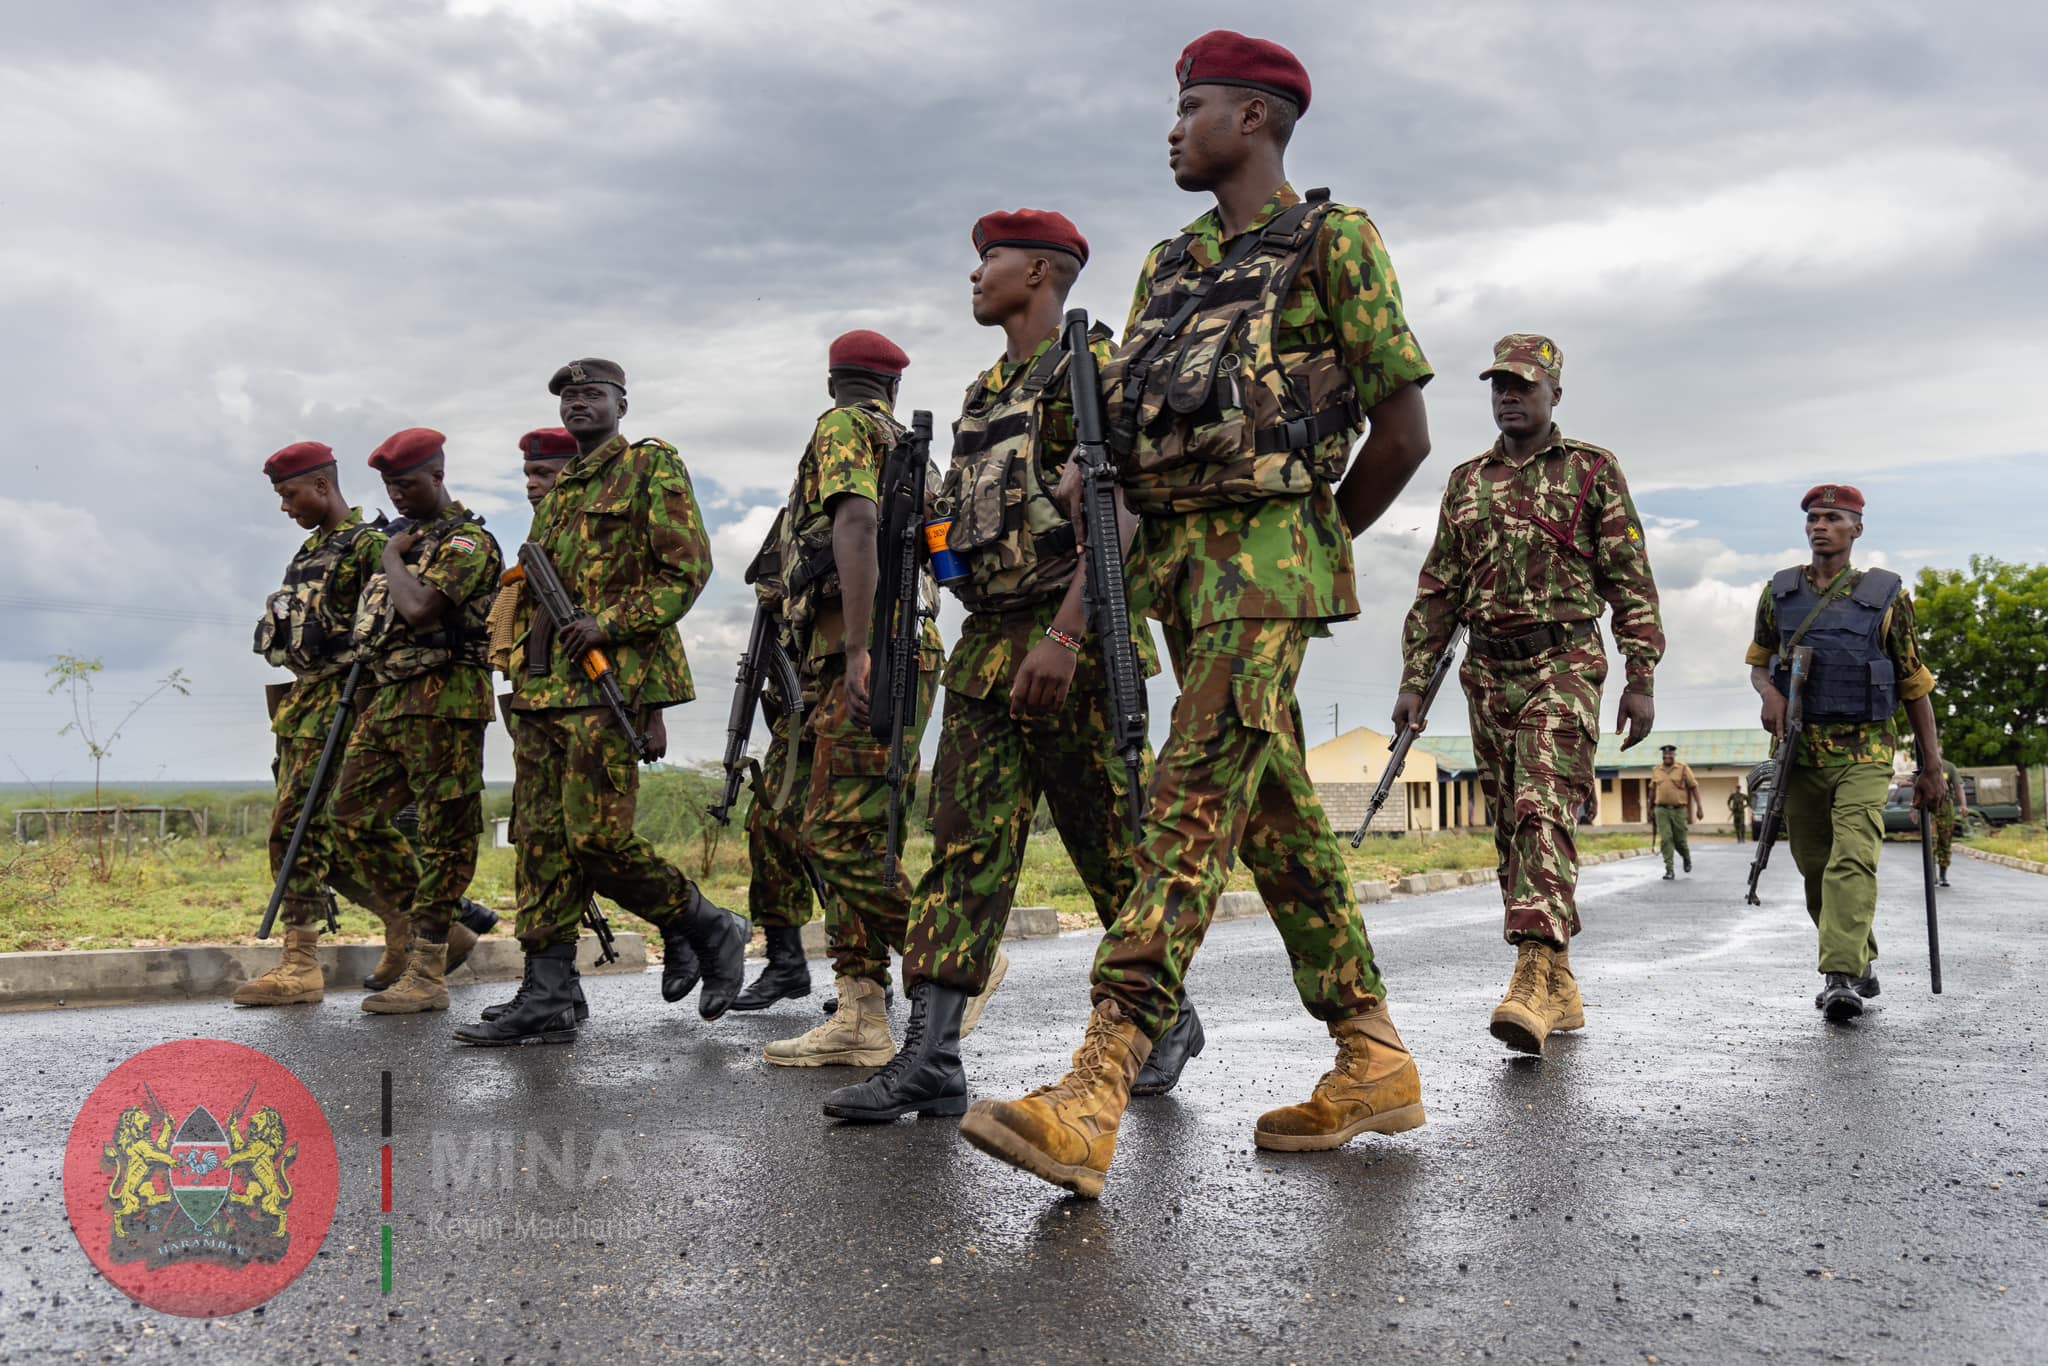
[1401,427,1664,695]
[262,509,386,739]
[513,434,710,709]
[777,399,941,677]
[1745,565,1935,768]
[1117,183,1433,631]
[356,500,502,724]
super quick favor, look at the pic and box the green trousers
[1655,805,1691,872]
[1782,762,1887,976]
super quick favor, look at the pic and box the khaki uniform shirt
[1650,762,1698,808]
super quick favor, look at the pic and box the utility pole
[1328,703,1340,741]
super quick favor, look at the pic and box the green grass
[0,779,1651,952]
[1966,822,2048,865]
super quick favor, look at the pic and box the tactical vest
[352,506,502,686]
[253,520,376,680]
[1102,188,1363,515]
[1771,567,1902,724]
[938,334,1103,613]
[778,401,910,641]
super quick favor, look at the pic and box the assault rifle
[869,409,936,889]
[1064,308,1150,837]
[709,600,806,825]
[515,541,650,763]
[1745,644,1813,906]
[259,660,363,939]
[1351,625,1466,846]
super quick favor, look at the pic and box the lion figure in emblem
[104,1108,176,1238]
[224,1106,298,1237]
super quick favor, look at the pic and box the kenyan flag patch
[448,536,478,553]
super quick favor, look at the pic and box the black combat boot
[1818,972,1865,1022]
[821,983,969,1122]
[480,955,589,1023]
[733,925,812,1011]
[1853,970,1881,999]
[457,898,500,936]
[660,923,703,1004]
[674,886,748,1020]
[454,944,580,1045]
[1131,999,1206,1097]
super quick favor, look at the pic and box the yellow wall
[1304,727,1441,789]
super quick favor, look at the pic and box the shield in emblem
[169,1106,233,1230]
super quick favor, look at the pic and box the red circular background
[63,1039,339,1317]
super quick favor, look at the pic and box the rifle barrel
[258,660,363,939]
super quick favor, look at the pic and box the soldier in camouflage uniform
[761,330,942,1069]
[1932,757,1963,887]
[454,360,749,1046]
[1399,334,1664,1058]
[319,428,504,1015]
[1745,483,1945,1021]
[961,32,1436,1198]
[822,209,1163,1124]
[236,441,392,1007]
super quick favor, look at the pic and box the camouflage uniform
[745,712,821,931]
[330,502,502,939]
[1745,566,1936,974]
[1402,414,1664,947]
[259,509,387,928]
[1932,759,1961,871]
[1088,183,1433,1040]
[775,400,941,987]
[507,434,712,950]
[903,335,1160,996]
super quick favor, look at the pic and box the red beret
[1801,483,1865,515]
[367,427,446,476]
[828,329,909,380]
[972,209,1089,266]
[263,441,336,484]
[1176,30,1311,114]
[520,427,577,459]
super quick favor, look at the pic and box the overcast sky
[3,0,2042,785]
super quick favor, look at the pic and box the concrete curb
[1961,845,2048,876]
[796,903,1060,960]
[0,933,645,1013]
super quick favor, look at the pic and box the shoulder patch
[447,535,478,554]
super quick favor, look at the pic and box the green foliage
[1915,559,2048,818]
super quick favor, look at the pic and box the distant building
[1305,727,1776,834]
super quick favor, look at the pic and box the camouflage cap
[1480,333,1563,385]
[548,358,626,395]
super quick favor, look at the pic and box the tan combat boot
[1489,940,1556,1055]
[763,975,896,1067]
[960,948,1009,1039]
[1546,948,1585,1033]
[959,999,1151,1199]
[444,920,480,974]
[363,941,449,1014]
[363,901,415,992]
[232,927,326,1006]
[1253,1004,1426,1152]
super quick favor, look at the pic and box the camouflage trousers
[269,737,361,928]
[1092,617,1387,1041]
[330,713,484,939]
[797,657,936,986]
[745,714,822,931]
[1463,645,1605,946]
[904,682,1150,997]
[508,706,692,951]
[1933,798,1957,869]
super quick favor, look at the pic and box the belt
[1466,619,1599,662]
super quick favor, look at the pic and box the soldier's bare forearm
[1337,382,1430,535]
[1749,665,1778,699]
[1905,695,1942,771]
[831,496,880,648]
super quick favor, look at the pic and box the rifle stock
[1064,308,1150,837]
[1351,625,1466,847]
[258,660,364,940]
[1745,645,1813,905]
[868,410,935,888]
[515,541,650,763]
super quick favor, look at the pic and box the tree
[1913,558,2048,822]
[44,655,191,879]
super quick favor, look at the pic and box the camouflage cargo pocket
[810,740,892,825]
[947,449,1020,553]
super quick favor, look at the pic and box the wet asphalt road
[4,842,2044,1364]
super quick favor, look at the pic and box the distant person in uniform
[1651,744,1703,879]
[1726,785,1749,843]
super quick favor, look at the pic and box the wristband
[1045,626,1083,655]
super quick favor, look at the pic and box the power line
[0,595,248,628]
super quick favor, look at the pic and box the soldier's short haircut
[1047,250,1082,297]
[1236,86,1299,149]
